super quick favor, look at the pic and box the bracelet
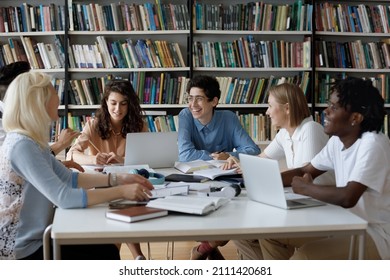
[49,147,56,156]
[108,173,118,187]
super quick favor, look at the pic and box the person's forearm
[70,152,96,165]
[281,168,304,187]
[86,186,123,206]
[50,141,67,155]
[78,173,110,189]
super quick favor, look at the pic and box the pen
[229,156,241,169]
[88,139,102,154]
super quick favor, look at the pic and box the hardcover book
[106,206,168,223]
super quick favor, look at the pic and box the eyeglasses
[185,95,207,104]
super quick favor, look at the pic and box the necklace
[112,129,121,136]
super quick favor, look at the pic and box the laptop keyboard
[285,192,311,200]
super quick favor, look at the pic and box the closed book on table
[105,206,168,223]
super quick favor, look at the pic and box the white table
[49,193,367,260]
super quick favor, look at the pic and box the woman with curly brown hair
[67,79,147,165]
[67,79,148,260]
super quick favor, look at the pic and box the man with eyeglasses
[178,75,260,162]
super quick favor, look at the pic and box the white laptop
[239,154,325,209]
[125,132,179,168]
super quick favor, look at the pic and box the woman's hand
[51,128,80,155]
[117,173,154,189]
[94,152,124,165]
[106,152,124,164]
[118,173,154,201]
[61,160,85,172]
[94,153,110,165]
[120,183,153,201]
[58,128,80,147]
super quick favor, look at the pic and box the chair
[144,242,175,260]
[43,224,52,260]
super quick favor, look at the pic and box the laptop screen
[125,132,179,168]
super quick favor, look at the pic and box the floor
[120,241,239,260]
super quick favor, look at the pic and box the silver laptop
[125,132,179,168]
[239,154,325,209]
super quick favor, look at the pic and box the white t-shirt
[264,116,334,184]
[311,132,390,259]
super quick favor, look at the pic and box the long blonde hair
[3,72,53,148]
[268,83,311,127]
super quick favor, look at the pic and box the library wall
[1,0,389,142]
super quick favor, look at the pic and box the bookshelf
[191,0,314,142]
[1,0,389,139]
[313,0,390,136]
[65,0,191,134]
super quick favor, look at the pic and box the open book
[193,167,238,180]
[174,160,225,174]
[146,195,230,215]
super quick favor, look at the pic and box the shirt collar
[283,116,313,141]
[194,111,218,132]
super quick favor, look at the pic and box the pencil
[229,156,241,169]
[88,139,101,153]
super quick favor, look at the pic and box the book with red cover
[105,206,167,223]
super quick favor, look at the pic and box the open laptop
[125,132,179,168]
[239,154,325,209]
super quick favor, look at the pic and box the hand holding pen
[89,140,122,165]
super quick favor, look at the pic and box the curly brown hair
[95,80,144,139]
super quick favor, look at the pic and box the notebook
[239,154,325,209]
[125,132,179,168]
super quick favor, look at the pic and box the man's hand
[211,151,230,160]
[291,173,313,196]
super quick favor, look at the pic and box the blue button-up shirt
[178,108,261,161]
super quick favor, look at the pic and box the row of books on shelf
[238,113,278,142]
[315,73,390,104]
[193,36,311,69]
[0,35,65,69]
[68,1,190,32]
[128,72,189,105]
[54,111,281,143]
[315,39,390,70]
[194,0,312,31]
[68,73,190,106]
[217,73,310,105]
[0,3,65,33]
[69,37,185,69]
[68,73,310,107]
[316,2,390,33]
[145,115,178,133]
